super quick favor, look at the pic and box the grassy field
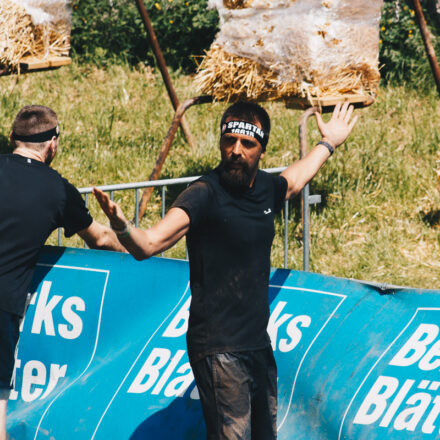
[0,62,439,289]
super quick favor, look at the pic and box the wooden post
[136,96,212,221]
[134,0,196,149]
[412,0,440,96]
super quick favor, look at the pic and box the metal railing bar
[78,167,287,194]
[284,200,289,269]
[135,189,139,228]
[161,186,166,257]
[302,183,310,271]
[84,194,89,248]
[79,176,200,193]
[161,186,166,219]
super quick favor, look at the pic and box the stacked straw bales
[0,0,71,71]
[195,0,383,103]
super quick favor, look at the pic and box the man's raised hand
[314,101,358,149]
[93,187,128,231]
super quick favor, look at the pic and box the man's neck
[13,146,45,163]
[249,168,259,188]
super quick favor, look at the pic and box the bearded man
[94,101,357,439]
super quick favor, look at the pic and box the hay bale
[0,0,70,71]
[195,0,383,103]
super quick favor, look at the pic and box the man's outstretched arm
[281,101,358,199]
[93,187,190,260]
[77,220,127,252]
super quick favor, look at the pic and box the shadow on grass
[0,134,12,154]
[422,209,440,227]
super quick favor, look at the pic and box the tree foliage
[380,0,440,85]
[71,0,219,72]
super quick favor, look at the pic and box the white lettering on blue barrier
[268,302,292,350]
[354,375,440,433]
[162,297,191,338]
[279,315,311,353]
[128,348,194,398]
[267,301,312,352]
[128,348,169,393]
[9,359,67,402]
[353,320,440,435]
[59,296,85,340]
[389,324,440,370]
[30,280,85,339]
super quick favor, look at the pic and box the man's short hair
[220,102,271,150]
[11,105,58,150]
[12,105,57,138]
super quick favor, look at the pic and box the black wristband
[111,222,131,238]
[317,140,334,156]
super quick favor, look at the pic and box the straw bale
[0,0,70,71]
[195,45,380,103]
[195,0,383,103]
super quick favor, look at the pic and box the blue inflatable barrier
[7,246,440,439]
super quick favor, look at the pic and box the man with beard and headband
[0,105,126,440]
[93,101,358,439]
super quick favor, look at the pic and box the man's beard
[219,157,254,190]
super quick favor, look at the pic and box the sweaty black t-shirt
[173,167,287,362]
[0,154,93,316]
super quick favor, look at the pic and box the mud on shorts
[0,309,20,395]
[191,347,277,440]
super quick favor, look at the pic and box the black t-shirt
[173,167,288,362]
[0,154,93,316]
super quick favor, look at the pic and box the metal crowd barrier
[57,166,318,269]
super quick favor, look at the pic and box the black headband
[13,125,59,143]
[221,120,267,149]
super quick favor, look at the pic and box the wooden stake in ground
[134,0,196,149]
[136,96,212,222]
[412,0,440,97]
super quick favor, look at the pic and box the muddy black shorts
[0,309,20,390]
[191,347,277,440]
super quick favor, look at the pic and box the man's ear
[42,138,57,163]
[49,137,58,156]
[9,131,17,149]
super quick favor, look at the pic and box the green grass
[1,62,439,289]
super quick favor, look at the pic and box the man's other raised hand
[93,187,129,231]
[314,101,358,149]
